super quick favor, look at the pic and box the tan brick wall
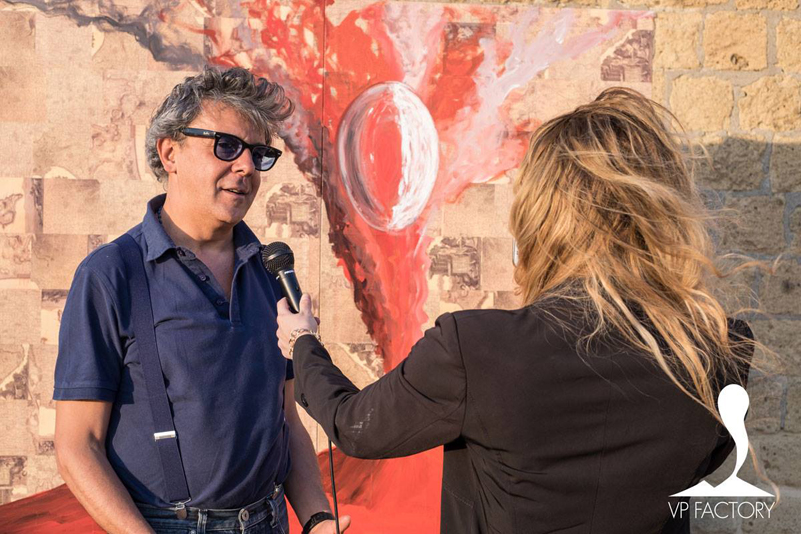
[0,0,799,530]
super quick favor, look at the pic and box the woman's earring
[513,240,519,266]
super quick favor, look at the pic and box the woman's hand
[276,294,320,359]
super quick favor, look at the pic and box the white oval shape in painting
[337,81,439,232]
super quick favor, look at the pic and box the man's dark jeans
[137,484,289,534]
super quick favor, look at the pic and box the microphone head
[261,241,295,275]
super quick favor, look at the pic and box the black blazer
[292,299,753,534]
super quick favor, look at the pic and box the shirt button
[199,274,208,282]
[216,298,225,306]
[177,249,185,257]
[300,393,309,408]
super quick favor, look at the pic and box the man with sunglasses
[53,67,347,534]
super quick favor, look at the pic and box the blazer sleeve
[292,312,466,459]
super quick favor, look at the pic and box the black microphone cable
[329,438,340,534]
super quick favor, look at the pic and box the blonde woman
[277,88,757,533]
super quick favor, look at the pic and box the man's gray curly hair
[145,66,294,182]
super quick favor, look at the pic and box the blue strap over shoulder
[113,233,191,504]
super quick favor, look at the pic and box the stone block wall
[630,0,800,530]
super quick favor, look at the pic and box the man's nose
[232,147,256,175]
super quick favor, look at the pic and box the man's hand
[276,293,320,359]
[310,516,352,533]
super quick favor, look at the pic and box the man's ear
[157,137,179,175]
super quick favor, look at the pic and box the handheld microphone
[261,241,302,313]
[259,241,341,534]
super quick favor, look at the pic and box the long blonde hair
[510,87,764,420]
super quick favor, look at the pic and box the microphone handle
[277,269,302,313]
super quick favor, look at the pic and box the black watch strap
[302,511,335,534]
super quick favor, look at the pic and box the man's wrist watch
[301,511,335,534]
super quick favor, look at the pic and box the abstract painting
[0,0,652,531]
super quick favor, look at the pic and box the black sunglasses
[181,127,282,171]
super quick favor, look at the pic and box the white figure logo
[672,384,773,497]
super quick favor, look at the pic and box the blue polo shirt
[54,193,293,509]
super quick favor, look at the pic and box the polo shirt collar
[233,219,262,265]
[142,194,173,261]
[143,194,262,263]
